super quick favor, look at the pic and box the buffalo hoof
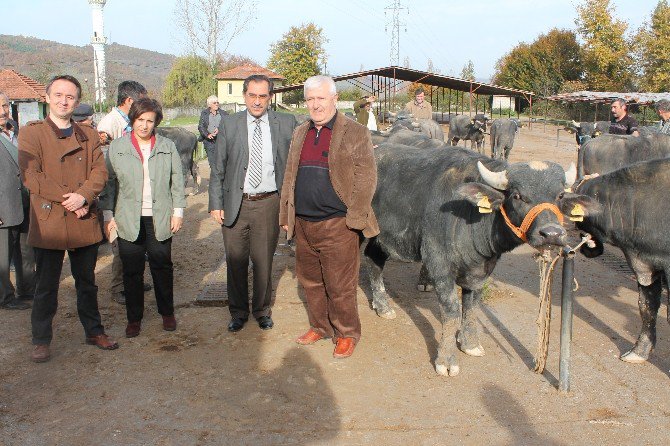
[416,283,434,292]
[435,363,460,377]
[463,345,485,357]
[376,307,396,320]
[620,350,648,364]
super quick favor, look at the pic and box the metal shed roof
[544,91,670,105]
[272,66,534,98]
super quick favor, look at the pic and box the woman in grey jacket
[101,98,186,338]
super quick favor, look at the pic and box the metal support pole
[559,247,575,392]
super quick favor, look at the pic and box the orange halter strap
[499,203,564,242]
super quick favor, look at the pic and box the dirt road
[1,123,668,445]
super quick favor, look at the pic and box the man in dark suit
[209,74,297,332]
[0,126,35,310]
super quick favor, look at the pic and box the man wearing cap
[72,103,95,126]
[404,88,433,120]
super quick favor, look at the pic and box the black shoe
[143,283,152,292]
[257,316,274,330]
[0,298,30,310]
[227,318,247,332]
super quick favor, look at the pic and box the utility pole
[385,0,407,67]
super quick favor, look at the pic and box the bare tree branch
[173,0,257,68]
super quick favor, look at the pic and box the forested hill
[0,35,175,99]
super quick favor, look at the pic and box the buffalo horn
[564,162,577,186]
[571,120,580,128]
[477,161,508,190]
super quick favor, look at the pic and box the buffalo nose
[539,225,566,245]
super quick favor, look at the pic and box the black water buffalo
[447,114,488,153]
[370,127,446,149]
[576,158,670,364]
[364,144,597,376]
[565,120,610,145]
[490,118,520,160]
[155,127,201,195]
[577,133,670,180]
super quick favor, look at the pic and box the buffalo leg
[504,146,511,160]
[191,160,200,195]
[621,277,662,363]
[416,263,434,292]
[363,239,395,319]
[434,279,461,376]
[457,288,485,357]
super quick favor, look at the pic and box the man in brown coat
[19,75,119,363]
[279,75,379,359]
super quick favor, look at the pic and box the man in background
[655,99,670,134]
[0,91,33,310]
[353,95,379,131]
[609,98,639,136]
[404,87,433,120]
[198,95,228,168]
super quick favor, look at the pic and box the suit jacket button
[243,167,247,170]
[239,186,243,190]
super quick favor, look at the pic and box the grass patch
[162,116,199,126]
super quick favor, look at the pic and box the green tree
[634,0,670,92]
[460,60,475,81]
[267,23,327,86]
[575,0,633,91]
[493,28,582,96]
[162,56,215,107]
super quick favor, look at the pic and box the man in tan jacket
[404,87,433,119]
[279,75,378,359]
[19,75,119,363]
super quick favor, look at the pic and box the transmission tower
[385,0,407,67]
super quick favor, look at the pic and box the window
[228,83,232,95]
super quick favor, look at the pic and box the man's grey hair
[0,91,9,103]
[612,98,627,108]
[206,95,219,106]
[304,75,337,97]
[655,99,670,113]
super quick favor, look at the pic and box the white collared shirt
[244,112,276,193]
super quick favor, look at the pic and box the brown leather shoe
[85,333,119,350]
[162,315,177,331]
[296,328,324,345]
[125,321,141,338]
[333,337,355,359]
[31,344,51,363]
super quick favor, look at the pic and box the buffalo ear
[559,193,602,221]
[456,182,505,213]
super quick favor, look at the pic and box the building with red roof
[0,69,47,126]
[214,63,286,107]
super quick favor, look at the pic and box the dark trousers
[31,244,103,345]
[222,193,279,320]
[295,217,362,342]
[1,226,35,303]
[203,139,217,169]
[118,217,173,323]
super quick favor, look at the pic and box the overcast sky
[5,0,660,81]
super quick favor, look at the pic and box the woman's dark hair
[128,97,163,127]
